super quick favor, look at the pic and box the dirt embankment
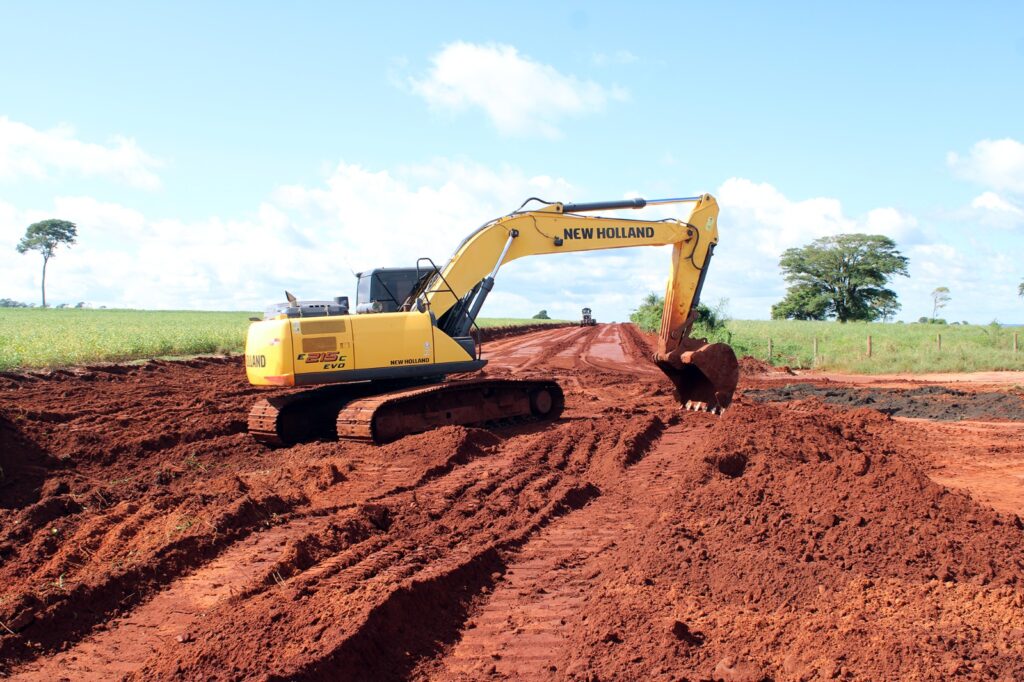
[1,323,1023,680]
[475,323,575,343]
[556,401,1024,680]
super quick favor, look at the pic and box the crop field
[0,309,568,371]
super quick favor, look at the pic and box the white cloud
[709,177,1019,322]
[716,178,922,258]
[899,240,1021,322]
[947,138,1024,194]
[945,137,1024,230]
[0,117,161,189]
[273,159,574,276]
[408,42,626,138]
[0,161,578,312]
[591,49,639,66]
[715,179,1016,321]
[971,191,1021,213]
[3,161,1014,323]
[964,190,1024,230]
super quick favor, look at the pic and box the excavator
[244,194,739,445]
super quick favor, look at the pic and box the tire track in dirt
[482,325,600,372]
[125,417,645,680]
[425,420,705,680]
[8,516,330,681]
[6,429,505,680]
[1,325,672,677]
[579,324,661,376]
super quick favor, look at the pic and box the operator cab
[262,266,438,320]
[355,267,425,313]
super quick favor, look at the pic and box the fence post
[767,337,773,362]
[937,333,941,352]
[866,335,872,358]
[812,337,818,365]
[1015,332,1019,354]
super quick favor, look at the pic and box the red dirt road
[2,324,1024,680]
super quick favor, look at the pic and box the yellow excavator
[245,194,739,445]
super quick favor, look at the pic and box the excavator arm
[418,194,738,410]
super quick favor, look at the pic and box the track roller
[337,379,565,444]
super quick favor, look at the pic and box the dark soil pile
[745,383,1024,421]
[561,401,1024,681]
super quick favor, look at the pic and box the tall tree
[16,219,78,308]
[630,292,727,337]
[772,234,909,322]
[931,286,951,319]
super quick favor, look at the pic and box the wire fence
[744,331,1022,372]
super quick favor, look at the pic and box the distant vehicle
[581,307,596,326]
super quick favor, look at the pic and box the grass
[714,319,1024,373]
[0,308,569,371]
[476,317,568,328]
[0,309,253,371]
[15,308,1018,375]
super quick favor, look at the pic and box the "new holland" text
[562,226,656,240]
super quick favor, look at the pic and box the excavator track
[248,380,428,446]
[337,379,565,444]
[249,378,564,446]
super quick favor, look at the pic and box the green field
[0,309,567,371]
[4,309,1021,373]
[711,319,1024,373]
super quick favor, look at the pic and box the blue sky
[1,2,1022,322]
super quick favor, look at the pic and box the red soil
[737,355,791,377]
[1,324,1023,680]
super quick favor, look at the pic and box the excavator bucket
[654,338,739,413]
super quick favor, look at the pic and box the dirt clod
[713,656,765,682]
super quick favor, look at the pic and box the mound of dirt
[746,383,1024,421]
[738,356,788,378]
[560,401,1024,680]
[475,323,573,343]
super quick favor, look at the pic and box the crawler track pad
[337,379,565,444]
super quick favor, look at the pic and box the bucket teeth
[683,400,723,415]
